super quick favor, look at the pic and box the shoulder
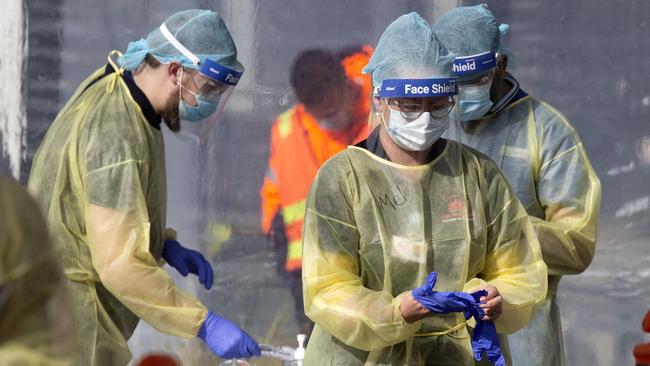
[317,148,355,178]
[458,141,512,192]
[458,141,499,171]
[524,96,588,159]
[80,91,150,174]
[0,176,39,215]
[0,175,49,247]
[310,148,361,193]
[526,95,581,137]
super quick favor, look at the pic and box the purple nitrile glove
[412,272,504,365]
[162,240,214,289]
[198,311,261,359]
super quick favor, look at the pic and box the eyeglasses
[387,97,456,119]
[184,69,230,99]
[458,69,495,86]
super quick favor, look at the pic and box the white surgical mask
[318,118,338,131]
[457,83,494,122]
[383,109,449,151]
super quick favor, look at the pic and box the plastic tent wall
[1,0,648,365]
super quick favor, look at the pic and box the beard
[162,101,181,132]
[160,88,182,132]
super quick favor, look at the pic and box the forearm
[87,204,208,338]
[305,283,420,351]
[479,200,548,334]
[531,216,596,275]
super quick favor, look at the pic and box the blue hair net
[118,9,244,74]
[362,12,454,89]
[432,5,510,60]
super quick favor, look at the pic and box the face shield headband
[159,22,243,86]
[378,77,458,98]
[451,51,496,76]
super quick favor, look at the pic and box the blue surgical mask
[457,83,494,122]
[179,94,219,122]
[177,68,220,123]
[318,118,336,130]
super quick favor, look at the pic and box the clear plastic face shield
[371,77,460,154]
[452,51,497,122]
[159,23,243,143]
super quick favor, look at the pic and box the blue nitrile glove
[162,240,214,289]
[412,272,504,365]
[472,318,505,366]
[198,311,261,359]
[411,272,483,316]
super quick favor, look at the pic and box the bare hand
[400,292,430,323]
[478,285,502,321]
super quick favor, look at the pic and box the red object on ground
[634,343,650,365]
[138,355,179,366]
[634,310,650,365]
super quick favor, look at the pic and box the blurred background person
[0,174,76,365]
[260,45,373,335]
[433,5,601,366]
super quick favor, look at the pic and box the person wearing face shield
[27,9,260,365]
[301,12,547,365]
[433,5,601,366]
[259,47,372,335]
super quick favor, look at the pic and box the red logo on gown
[443,195,465,222]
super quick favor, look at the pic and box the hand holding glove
[411,272,486,319]
[411,272,505,366]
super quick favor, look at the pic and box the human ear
[496,53,508,73]
[372,96,383,112]
[168,62,181,84]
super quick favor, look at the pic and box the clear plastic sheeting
[3,0,648,365]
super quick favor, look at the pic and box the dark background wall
[23,0,64,183]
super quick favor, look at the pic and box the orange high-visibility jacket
[260,46,373,272]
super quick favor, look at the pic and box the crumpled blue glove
[472,318,505,366]
[198,311,261,359]
[411,272,504,366]
[162,240,214,289]
[412,272,485,318]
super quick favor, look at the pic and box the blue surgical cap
[433,5,509,60]
[362,12,454,89]
[118,9,244,75]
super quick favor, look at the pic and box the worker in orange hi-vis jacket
[260,45,373,335]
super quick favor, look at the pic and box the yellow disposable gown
[448,95,601,366]
[28,60,207,365]
[302,141,547,365]
[0,175,76,365]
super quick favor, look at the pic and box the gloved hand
[411,272,504,366]
[162,240,214,289]
[411,272,486,319]
[198,311,261,359]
